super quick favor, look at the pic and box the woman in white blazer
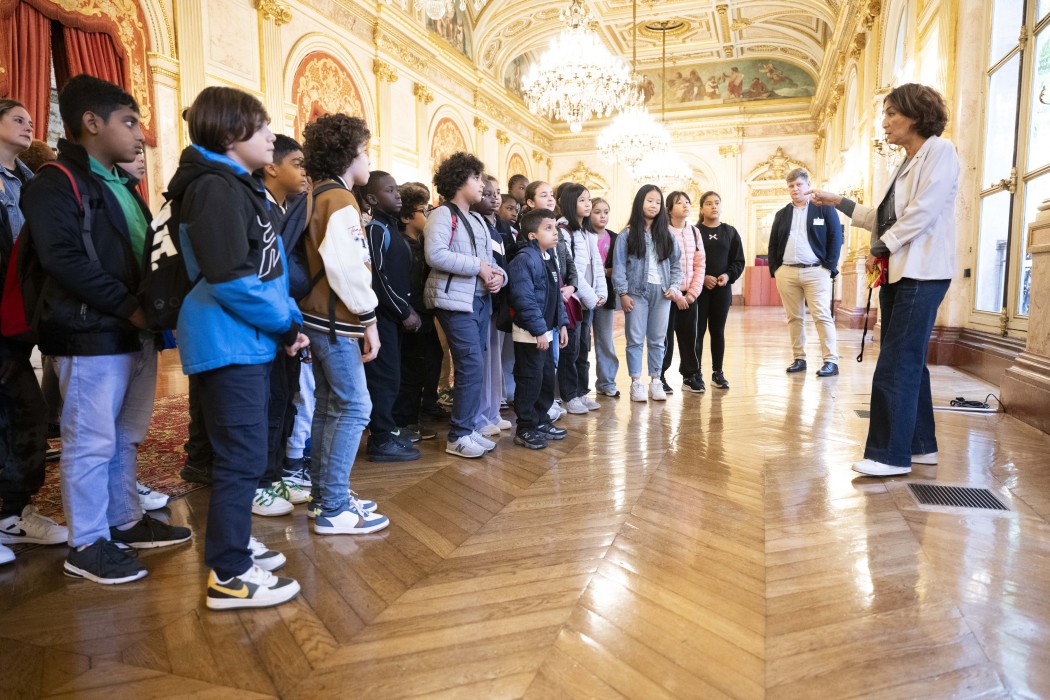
[809,83,959,477]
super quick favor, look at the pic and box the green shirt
[89,156,147,259]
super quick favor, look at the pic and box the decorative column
[174,0,207,113]
[496,129,510,183]
[256,0,291,132]
[473,116,490,163]
[372,60,399,170]
[413,82,434,178]
[1001,200,1050,433]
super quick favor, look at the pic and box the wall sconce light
[871,137,889,156]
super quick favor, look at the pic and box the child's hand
[559,327,568,348]
[620,294,634,312]
[361,323,381,362]
[717,274,729,287]
[402,310,423,332]
[284,332,310,357]
[596,296,606,307]
[704,275,717,290]
[561,285,575,302]
[535,334,550,350]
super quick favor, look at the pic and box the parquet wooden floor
[3,308,1049,699]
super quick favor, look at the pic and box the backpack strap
[38,162,98,264]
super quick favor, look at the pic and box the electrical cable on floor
[949,394,1005,412]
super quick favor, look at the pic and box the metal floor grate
[908,483,1008,511]
[855,410,870,418]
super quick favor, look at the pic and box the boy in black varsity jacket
[362,170,421,462]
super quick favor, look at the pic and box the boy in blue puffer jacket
[168,86,308,610]
[507,209,568,450]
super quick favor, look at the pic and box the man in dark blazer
[767,168,843,377]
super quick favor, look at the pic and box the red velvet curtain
[0,2,51,138]
[53,25,149,204]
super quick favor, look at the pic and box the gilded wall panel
[431,116,468,168]
[291,51,366,140]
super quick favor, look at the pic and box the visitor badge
[814,218,825,226]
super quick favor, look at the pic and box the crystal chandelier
[597,101,671,171]
[522,0,634,133]
[405,0,483,21]
[632,149,693,192]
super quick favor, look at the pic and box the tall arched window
[973,0,1049,329]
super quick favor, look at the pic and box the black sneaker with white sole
[514,430,548,450]
[64,538,147,584]
[206,565,300,610]
[109,514,192,549]
[683,375,706,393]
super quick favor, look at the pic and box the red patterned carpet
[33,393,203,524]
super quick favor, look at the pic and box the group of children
[0,75,745,612]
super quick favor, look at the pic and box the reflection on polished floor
[2,307,1049,699]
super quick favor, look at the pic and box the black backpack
[140,195,200,331]
[281,181,347,301]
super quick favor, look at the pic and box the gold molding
[729,18,752,32]
[373,59,399,83]
[863,0,881,30]
[413,82,435,104]
[545,157,552,170]
[255,0,292,26]
[496,129,510,145]
[718,144,740,158]
[532,150,545,164]
[473,116,490,133]
[851,32,868,60]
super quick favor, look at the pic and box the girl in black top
[695,191,744,390]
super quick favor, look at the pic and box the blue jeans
[436,294,490,440]
[475,321,504,430]
[54,342,157,547]
[623,283,671,378]
[197,362,270,579]
[864,278,951,467]
[305,329,372,514]
[592,307,619,392]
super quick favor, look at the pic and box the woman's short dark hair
[59,74,139,140]
[186,86,267,153]
[302,114,370,181]
[433,152,484,201]
[885,83,948,138]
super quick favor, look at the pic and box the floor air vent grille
[908,484,1008,511]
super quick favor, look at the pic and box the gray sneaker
[469,431,497,452]
[446,435,485,458]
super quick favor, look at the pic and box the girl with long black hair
[611,185,682,402]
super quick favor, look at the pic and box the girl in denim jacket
[611,185,681,402]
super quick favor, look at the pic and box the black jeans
[264,351,300,485]
[198,362,270,580]
[557,323,582,400]
[363,314,404,443]
[696,285,732,372]
[0,351,47,516]
[574,310,593,395]
[184,374,214,471]
[394,319,443,426]
[662,300,700,379]
[514,341,555,431]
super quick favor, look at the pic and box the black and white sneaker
[514,430,548,450]
[536,422,567,440]
[64,538,147,584]
[248,536,286,572]
[683,375,706,393]
[109,514,192,549]
[206,565,300,610]
[711,371,730,389]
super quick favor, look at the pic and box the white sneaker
[581,396,601,411]
[630,380,647,402]
[272,479,310,505]
[314,505,390,535]
[137,482,169,511]
[446,435,486,458]
[206,565,300,610]
[252,487,294,516]
[470,431,497,451]
[912,452,939,465]
[497,419,512,430]
[478,423,502,437]
[852,459,911,477]
[0,543,13,564]
[565,397,589,414]
[248,536,286,571]
[547,403,567,421]
[649,379,667,401]
[0,504,68,545]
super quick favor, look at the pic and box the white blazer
[850,135,959,284]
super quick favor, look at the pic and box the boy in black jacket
[20,74,190,585]
[363,171,421,462]
[507,209,568,450]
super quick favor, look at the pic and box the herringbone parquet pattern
[2,308,1048,699]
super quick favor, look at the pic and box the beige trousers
[774,265,838,363]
